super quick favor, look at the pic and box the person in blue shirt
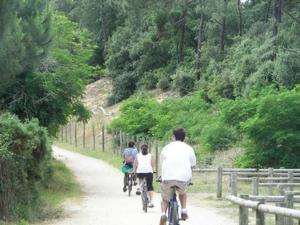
[122,141,138,192]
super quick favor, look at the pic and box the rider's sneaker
[181,212,189,221]
[148,202,154,208]
[123,186,127,192]
[136,188,141,195]
[159,215,167,225]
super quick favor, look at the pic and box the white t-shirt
[160,141,196,182]
[136,153,153,173]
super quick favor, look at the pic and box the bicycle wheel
[168,200,179,225]
[141,181,148,212]
[128,175,132,196]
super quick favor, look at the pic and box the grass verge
[0,159,81,225]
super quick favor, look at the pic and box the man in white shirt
[159,128,196,225]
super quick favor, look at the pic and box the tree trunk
[237,0,243,36]
[265,0,272,22]
[179,0,189,63]
[195,13,204,80]
[220,0,228,54]
[273,0,283,36]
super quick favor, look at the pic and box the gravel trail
[49,146,235,225]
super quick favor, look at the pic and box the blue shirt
[123,147,138,163]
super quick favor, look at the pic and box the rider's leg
[179,193,187,209]
[160,199,168,214]
[179,193,188,220]
[123,173,128,191]
[148,191,154,202]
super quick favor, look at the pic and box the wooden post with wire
[102,125,105,152]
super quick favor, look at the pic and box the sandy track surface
[48,146,235,225]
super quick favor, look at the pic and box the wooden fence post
[276,184,285,225]
[217,167,223,199]
[112,129,116,154]
[65,126,68,143]
[268,168,274,195]
[119,130,123,156]
[231,172,238,196]
[148,139,152,153]
[239,194,249,225]
[155,142,159,178]
[256,199,265,225]
[60,127,63,142]
[252,177,259,196]
[288,171,294,192]
[83,122,86,148]
[136,135,140,149]
[92,124,95,150]
[284,193,294,225]
[69,123,72,144]
[102,125,105,152]
[74,122,77,147]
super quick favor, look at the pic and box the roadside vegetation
[52,0,300,168]
[0,0,90,222]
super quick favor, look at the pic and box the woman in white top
[134,144,155,207]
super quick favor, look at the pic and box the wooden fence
[58,121,166,177]
[227,194,300,225]
[194,168,300,199]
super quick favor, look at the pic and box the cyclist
[134,144,155,208]
[159,128,196,225]
[122,141,138,192]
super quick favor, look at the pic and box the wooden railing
[227,194,300,225]
[193,168,300,198]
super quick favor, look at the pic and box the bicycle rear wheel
[168,200,179,225]
[141,182,148,212]
[128,175,132,196]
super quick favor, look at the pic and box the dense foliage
[55,0,300,103]
[0,113,52,220]
[0,1,93,135]
[111,86,300,168]
[0,0,94,221]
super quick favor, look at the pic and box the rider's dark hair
[128,141,135,148]
[141,144,148,155]
[173,128,186,142]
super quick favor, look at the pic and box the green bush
[110,96,159,135]
[107,72,138,105]
[138,71,158,90]
[201,122,237,151]
[235,90,300,168]
[173,70,195,96]
[0,113,52,220]
[157,77,171,91]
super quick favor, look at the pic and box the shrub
[236,90,300,168]
[201,122,237,151]
[173,70,195,96]
[138,71,158,90]
[107,72,138,105]
[0,113,52,220]
[109,97,159,135]
[157,77,171,91]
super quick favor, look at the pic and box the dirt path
[48,146,236,225]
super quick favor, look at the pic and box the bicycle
[140,178,149,212]
[122,165,136,196]
[125,172,134,196]
[157,178,192,225]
